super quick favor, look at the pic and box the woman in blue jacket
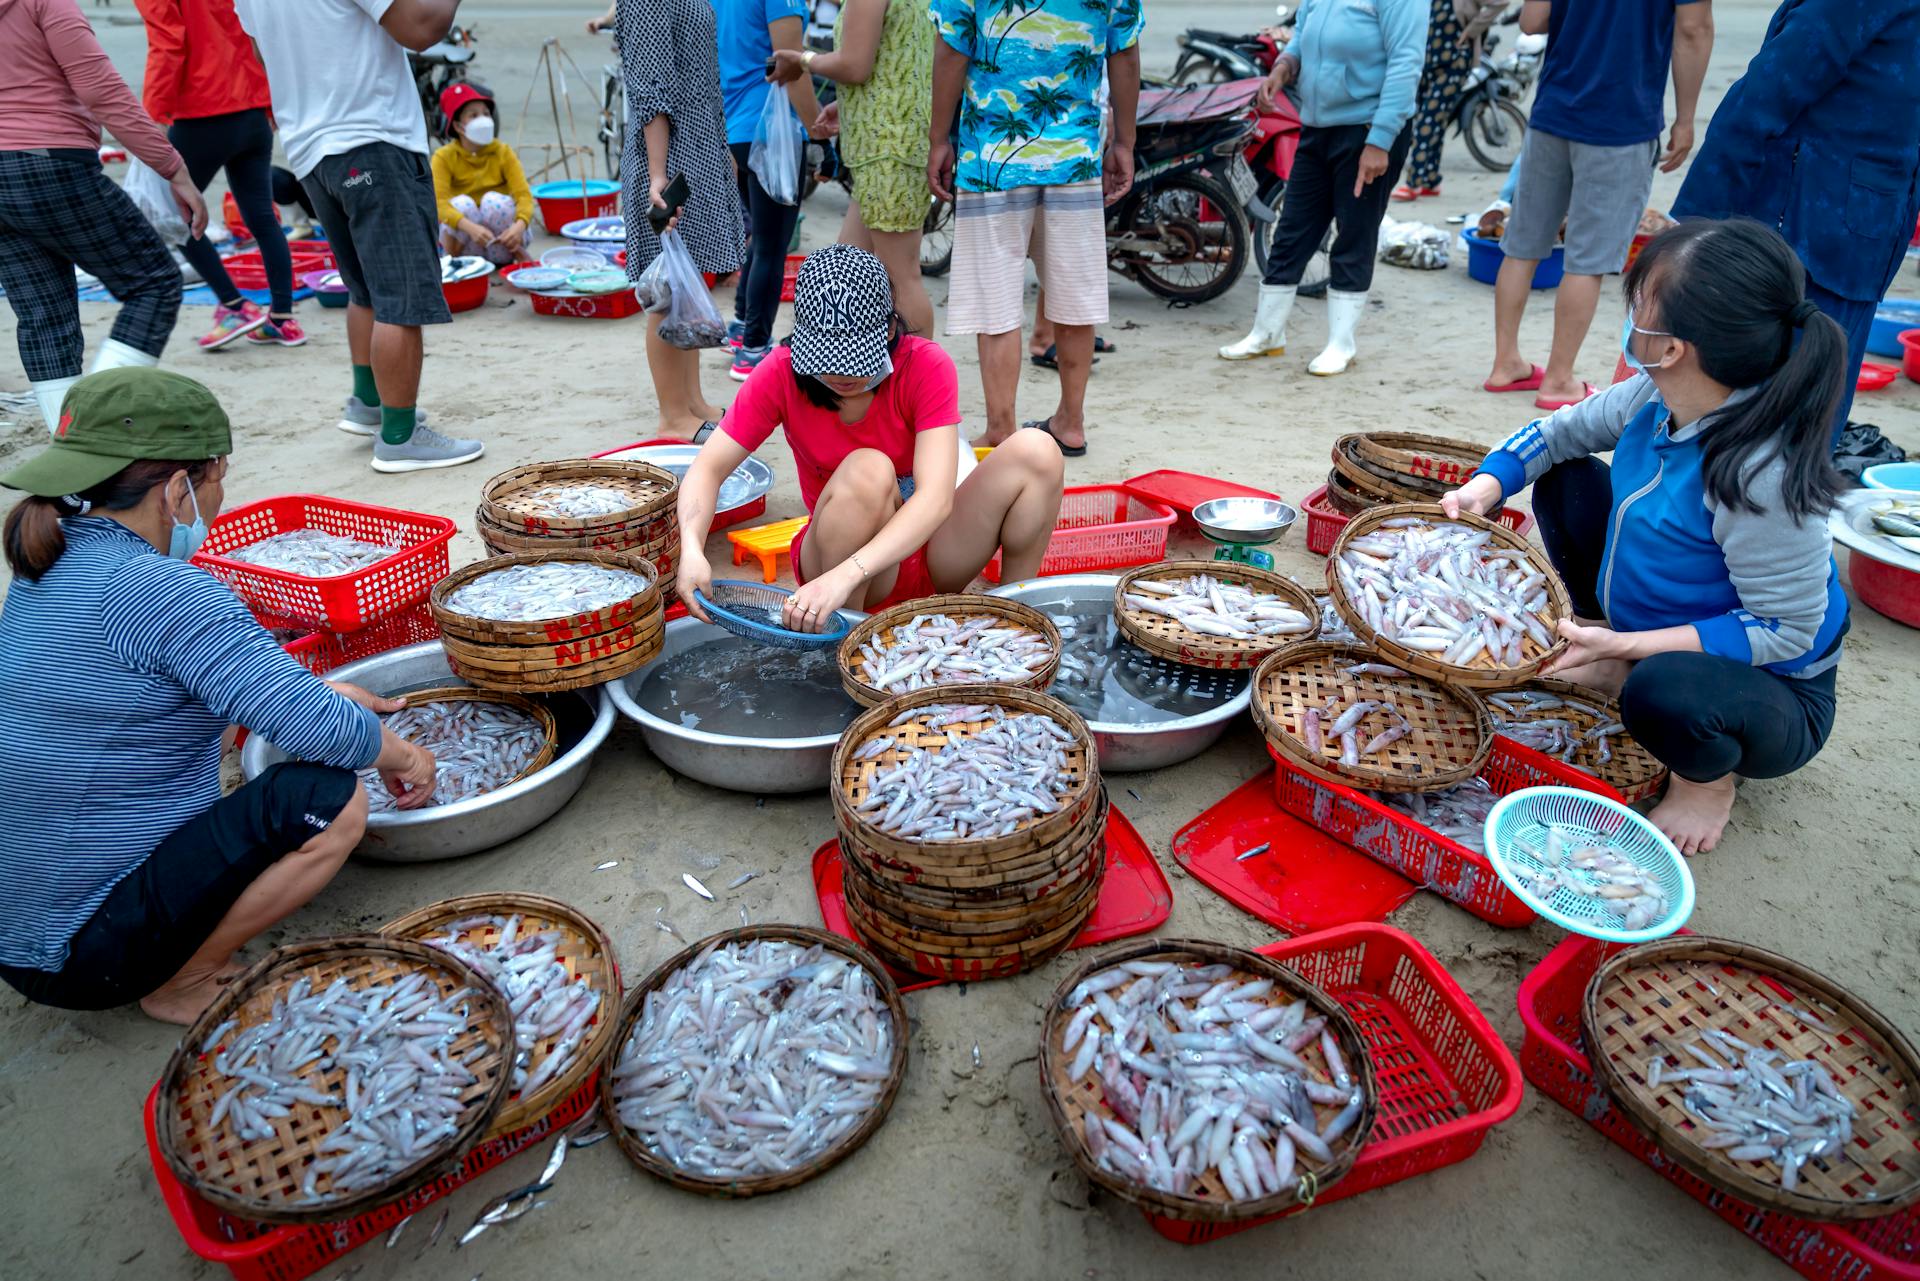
[1219,0,1428,376]
[1444,220,1849,855]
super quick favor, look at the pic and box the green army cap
[0,368,231,498]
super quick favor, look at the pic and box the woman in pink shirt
[677,244,1065,632]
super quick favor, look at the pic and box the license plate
[1225,156,1258,206]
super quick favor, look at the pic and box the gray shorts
[300,143,450,326]
[1504,128,1659,276]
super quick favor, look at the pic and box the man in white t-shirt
[234,0,486,472]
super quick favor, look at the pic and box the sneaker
[729,344,771,382]
[724,319,746,353]
[337,395,431,437]
[248,316,309,347]
[370,423,486,473]
[199,301,270,351]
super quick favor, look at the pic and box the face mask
[167,480,207,561]
[463,115,495,146]
[1620,306,1674,375]
[858,352,894,394]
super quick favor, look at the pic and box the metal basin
[608,615,862,793]
[988,574,1250,772]
[1194,496,1297,545]
[593,442,774,513]
[240,641,616,863]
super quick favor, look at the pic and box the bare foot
[1485,357,1538,390]
[1536,374,1590,404]
[1648,774,1736,856]
[1044,416,1087,453]
[971,426,1018,449]
[1547,656,1631,696]
[139,970,226,1026]
[655,415,712,443]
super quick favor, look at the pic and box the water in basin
[637,635,858,738]
[1026,595,1248,725]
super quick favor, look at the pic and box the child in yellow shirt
[432,83,535,264]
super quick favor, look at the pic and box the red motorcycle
[1240,79,1331,297]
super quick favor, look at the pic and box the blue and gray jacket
[1474,376,1847,679]
[1287,0,1430,150]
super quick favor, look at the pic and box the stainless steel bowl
[987,574,1250,772]
[1193,496,1297,545]
[608,615,861,793]
[594,442,774,514]
[240,641,616,863]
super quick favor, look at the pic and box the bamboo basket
[1487,679,1668,803]
[1331,438,1447,504]
[1040,938,1377,1224]
[1326,503,1572,689]
[156,936,513,1225]
[383,687,559,799]
[432,550,663,693]
[602,925,908,1197]
[1113,560,1319,671]
[1345,431,1489,492]
[837,594,1062,708]
[380,892,621,1137]
[1252,641,1493,792]
[1323,466,1376,517]
[477,459,677,553]
[1583,936,1920,1222]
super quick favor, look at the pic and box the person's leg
[947,188,1037,445]
[226,110,295,318]
[443,192,483,256]
[55,166,182,371]
[304,163,386,426]
[1488,129,1572,388]
[1545,139,1657,404]
[924,428,1066,585]
[1538,273,1603,401]
[871,227,933,338]
[978,329,1025,445]
[1528,455,1612,615]
[168,116,249,311]
[800,448,906,604]
[646,313,716,438]
[0,161,89,427]
[273,165,318,223]
[1027,182,1106,449]
[1031,287,1053,358]
[1805,278,1875,450]
[1223,128,1340,360]
[1310,124,1411,374]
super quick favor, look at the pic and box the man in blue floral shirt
[929,0,1144,457]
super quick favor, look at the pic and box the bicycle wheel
[1463,97,1528,172]
[600,73,626,180]
[920,199,954,278]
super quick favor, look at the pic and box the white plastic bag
[123,157,190,246]
[1377,216,1451,270]
[655,229,727,349]
[633,248,671,312]
[748,88,803,206]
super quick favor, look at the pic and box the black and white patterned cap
[788,244,895,379]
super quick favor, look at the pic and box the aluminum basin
[987,573,1250,772]
[240,641,616,863]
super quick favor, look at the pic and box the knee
[304,784,368,866]
[991,426,1065,487]
[821,449,899,514]
[450,194,479,218]
[1618,653,1708,741]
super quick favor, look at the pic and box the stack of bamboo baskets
[431,549,665,693]
[476,459,681,597]
[1324,432,1487,516]
[830,686,1106,981]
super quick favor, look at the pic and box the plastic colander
[694,580,852,651]
[1482,786,1695,943]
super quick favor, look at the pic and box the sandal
[692,421,718,444]
[1028,342,1104,372]
[1484,363,1545,393]
[1534,383,1597,412]
[1022,418,1086,458]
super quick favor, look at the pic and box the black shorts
[299,142,451,326]
[0,764,359,1011]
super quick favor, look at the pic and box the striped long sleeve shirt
[0,519,381,972]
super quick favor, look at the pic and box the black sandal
[1022,418,1086,458]
[1028,343,1106,372]
[692,421,717,444]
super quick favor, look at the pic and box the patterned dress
[1405,0,1471,191]
[835,0,934,233]
[616,0,745,276]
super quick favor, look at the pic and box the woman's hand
[768,48,809,84]
[1440,474,1503,520]
[459,216,496,248]
[782,565,860,633]
[648,174,681,233]
[586,4,615,33]
[1352,144,1390,197]
[677,547,714,622]
[498,220,528,252]
[381,739,439,811]
[1255,55,1299,113]
[811,101,841,140]
[169,170,209,238]
[1543,620,1632,676]
[325,681,406,715]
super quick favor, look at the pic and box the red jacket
[134,0,271,125]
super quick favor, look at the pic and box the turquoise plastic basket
[1482,786,1694,943]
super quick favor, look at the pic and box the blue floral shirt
[931,0,1145,193]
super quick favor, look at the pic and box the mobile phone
[648,172,690,229]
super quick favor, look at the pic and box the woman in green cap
[0,369,439,1024]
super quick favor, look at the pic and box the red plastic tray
[1300,484,1535,557]
[984,483,1176,582]
[1122,469,1281,532]
[144,1073,599,1281]
[1519,935,1920,1280]
[1268,737,1623,928]
[1172,771,1420,935]
[779,252,805,303]
[1859,362,1899,392]
[514,270,643,319]
[220,244,335,289]
[275,600,441,677]
[1142,922,1524,1243]
[591,438,767,531]
[194,495,455,632]
[812,803,1172,993]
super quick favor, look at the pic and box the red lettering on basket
[553,638,586,665]
[522,516,552,536]
[544,618,577,643]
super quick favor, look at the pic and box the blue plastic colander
[1483,786,1695,943]
[695,580,852,651]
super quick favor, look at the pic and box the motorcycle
[1172,5,1291,85]
[1448,20,1543,171]
[412,24,477,142]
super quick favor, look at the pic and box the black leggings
[1532,458,1838,783]
[1262,121,1412,294]
[272,165,318,221]
[169,108,292,314]
[729,140,801,349]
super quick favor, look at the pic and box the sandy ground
[3,2,1919,1278]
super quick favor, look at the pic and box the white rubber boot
[1308,289,1367,376]
[1218,285,1297,361]
[31,375,81,434]
[90,338,160,373]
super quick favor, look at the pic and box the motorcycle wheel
[1252,178,1332,300]
[1173,56,1234,86]
[1111,172,1249,306]
[1462,96,1528,172]
[920,199,955,278]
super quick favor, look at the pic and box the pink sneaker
[247,315,309,347]
[199,300,270,351]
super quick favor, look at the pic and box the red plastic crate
[1518,935,1920,1280]
[143,1073,599,1281]
[219,245,335,290]
[529,286,643,319]
[1269,737,1621,928]
[983,484,1176,582]
[194,495,455,632]
[1143,922,1524,1243]
[275,601,441,677]
[1301,484,1535,556]
[778,252,805,302]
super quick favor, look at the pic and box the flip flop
[1028,343,1103,372]
[1534,382,1597,412]
[1093,336,1118,354]
[692,421,718,444]
[1484,364,1545,393]
[1022,418,1086,458]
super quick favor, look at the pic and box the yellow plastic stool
[727,516,810,583]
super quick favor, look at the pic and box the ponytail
[3,458,217,581]
[2,498,69,582]
[1623,219,1847,522]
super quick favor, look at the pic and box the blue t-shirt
[718,0,810,146]
[1529,0,1705,147]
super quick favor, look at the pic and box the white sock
[31,375,82,434]
[90,338,161,373]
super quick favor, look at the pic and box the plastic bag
[633,248,671,312]
[1378,216,1450,270]
[748,88,803,206]
[655,229,727,349]
[123,157,190,246]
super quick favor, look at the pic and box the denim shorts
[300,142,451,325]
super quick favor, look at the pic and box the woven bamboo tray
[386,687,559,798]
[478,459,675,538]
[1323,466,1375,517]
[1582,936,1920,1222]
[1327,503,1572,689]
[1252,641,1493,792]
[433,550,663,693]
[379,892,620,1137]
[1113,560,1319,671]
[602,925,908,1197]
[837,594,1061,708]
[1040,938,1377,1224]
[1487,679,1668,804]
[1345,431,1488,492]
[1332,437,1448,504]
[156,936,513,1225]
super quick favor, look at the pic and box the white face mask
[463,115,496,146]
[857,352,894,393]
